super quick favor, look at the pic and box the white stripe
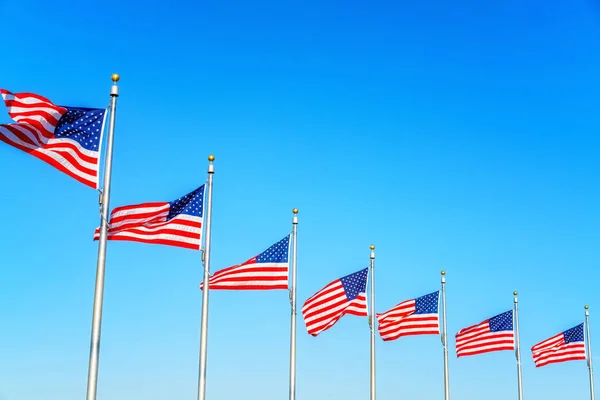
[2,93,55,105]
[104,231,201,246]
[110,204,171,219]
[6,105,63,119]
[306,293,367,331]
[458,342,514,356]
[0,126,97,184]
[302,282,344,311]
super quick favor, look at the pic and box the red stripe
[0,89,99,188]
[1,90,65,107]
[302,294,348,322]
[109,202,169,214]
[2,124,43,147]
[203,284,288,290]
[211,265,288,278]
[100,236,200,250]
[94,227,201,241]
[457,344,516,357]
[0,133,97,187]
[44,141,97,164]
[210,274,288,283]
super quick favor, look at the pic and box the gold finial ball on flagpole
[585,305,589,310]
[441,270,446,276]
[513,291,518,296]
[370,245,375,250]
[292,208,298,214]
[111,73,120,83]
[208,155,215,162]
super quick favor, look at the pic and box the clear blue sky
[1,1,599,399]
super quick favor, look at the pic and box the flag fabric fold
[200,235,290,290]
[531,323,586,368]
[301,267,368,337]
[455,310,514,357]
[376,291,440,341]
[94,185,205,250]
[0,89,107,188]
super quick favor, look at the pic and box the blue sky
[1,0,599,399]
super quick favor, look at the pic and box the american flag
[376,291,440,341]
[0,89,106,188]
[455,310,514,357]
[200,235,290,290]
[94,185,205,250]
[531,323,586,368]
[302,268,368,337]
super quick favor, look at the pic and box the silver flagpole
[197,155,215,400]
[514,291,523,400]
[441,270,450,400]
[288,208,299,400]
[85,74,120,400]
[586,305,596,400]
[369,244,376,400]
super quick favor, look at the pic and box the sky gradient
[1,1,599,399]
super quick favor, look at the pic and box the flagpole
[514,291,523,400]
[288,208,299,400]
[197,155,215,400]
[586,305,595,400]
[441,270,450,400]
[85,74,120,400]
[369,244,376,400]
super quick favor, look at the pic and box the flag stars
[489,310,513,332]
[256,235,290,263]
[415,291,439,314]
[54,107,106,151]
[564,324,585,343]
[340,268,368,301]
[168,186,205,220]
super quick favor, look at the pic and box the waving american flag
[0,89,106,188]
[200,235,290,290]
[531,323,586,368]
[94,185,205,250]
[302,268,368,337]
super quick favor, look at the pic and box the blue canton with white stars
[256,235,290,263]
[415,291,439,314]
[564,323,585,343]
[489,310,513,332]
[167,185,205,220]
[54,107,106,151]
[340,268,368,301]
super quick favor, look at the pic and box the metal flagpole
[288,208,299,400]
[85,74,120,400]
[514,291,523,400]
[369,244,376,400]
[586,305,596,400]
[197,155,215,400]
[441,270,450,400]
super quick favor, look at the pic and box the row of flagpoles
[0,76,596,400]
